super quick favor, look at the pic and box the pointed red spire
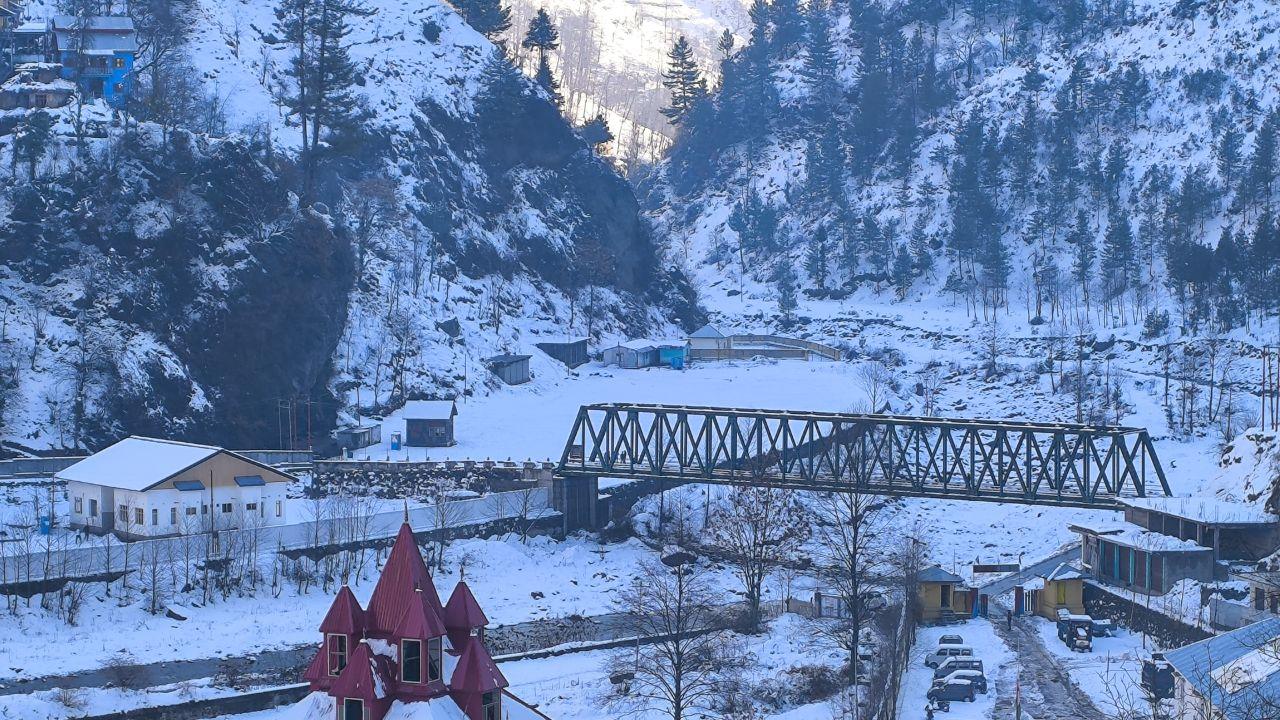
[393,587,448,640]
[319,585,366,636]
[449,636,508,694]
[444,581,489,631]
[329,641,393,701]
[366,523,443,631]
[302,644,329,686]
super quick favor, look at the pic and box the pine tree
[1068,210,1095,306]
[908,214,934,278]
[1215,122,1242,193]
[801,0,837,123]
[274,0,316,154]
[522,8,559,54]
[460,0,511,39]
[522,9,561,108]
[534,53,562,105]
[13,111,53,180]
[891,243,914,299]
[805,224,831,289]
[1101,214,1135,301]
[776,260,798,319]
[717,28,736,60]
[661,36,707,125]
[311,0,373,146]
[580,113,613,149]
[771,0,805,57]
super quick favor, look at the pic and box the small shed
[535,338,589,368]
[335,424,381,451]
[403,400,457,447]
[687,324,731,351]
[918,566,973,623]
[655,342,688,367]
[486,354,531,385]
[602,340,659,369]
[1028,562,1086,620]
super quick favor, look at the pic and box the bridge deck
[556,404,1171,508]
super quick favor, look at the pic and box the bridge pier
[551,474,599,533]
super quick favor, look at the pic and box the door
[88,499,98,523]
[940,584,952,609]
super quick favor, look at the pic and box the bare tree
[707,486,808,629]
[856,361,895,414]
[430,478,468,570]
[609,557,743,720]
[811,490,891,677]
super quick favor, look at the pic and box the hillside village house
[1165,617,1280,720]
[1119,497,1280,563]
[1072,519,1217,595]
[534,338,588,368]
[61,437,293,539]
[302,521,550,720]
[4,16,136,107]
[403,400,457,447]
[485,354,531,385]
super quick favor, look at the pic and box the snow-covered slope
[647,0,1280,338]
[502,0,751,164]
[0,0,696,452]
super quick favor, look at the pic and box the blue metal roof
[1164,617,1280,719]
[173,479,204,491]
[920,566,965,583]
[234,475,266,487]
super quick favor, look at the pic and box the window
[118,505,128,523]
[113,57,124,68]
[427,637,442,681]
[202,504,208,516]
[246,503,257,513]
[186,507,198,517]
[276,500,283,517]
[327,634,348,676]
[1273,592,1279,615]
[342,698,363,720]
[481,690,500,720]
[170,507,178,525]
[74,497,83,514]
[221,503,233,514]
[135,508,144,526]
[1257,588,1267,611]
[401,639,422,683]
[151,508,158,526]
[89,499,97,518]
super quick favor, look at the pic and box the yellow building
[1030,562,1086,620]
[918,566,973,623]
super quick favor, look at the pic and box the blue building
[50,16,136,108]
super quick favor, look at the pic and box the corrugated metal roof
[920,566,965,583]
[1164,617,1280,719]
[320,585,366,636]
[234,475,265,487]
[449,636,507,693]
[365,523,444,629]
[444,581,489,631]
[51,15,135,31]
[486,354,531,365]
[403,400,456,421]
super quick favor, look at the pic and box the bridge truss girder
[557,404,1171,508]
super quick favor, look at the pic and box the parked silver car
[924,644,974,668]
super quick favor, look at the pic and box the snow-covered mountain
[645,0,1280,346]
[0,0,696,453]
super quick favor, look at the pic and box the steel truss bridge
[556,404,1171,508]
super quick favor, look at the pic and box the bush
[784,664,843,704]
[103,650,147,690]
[54,688,86,711]
[1141,309,1170,340]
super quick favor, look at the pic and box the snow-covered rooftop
[1122,497,1277,525]
[402,400,457,420]
[1044,562,1084,582]
[55,436,220,491]
[689,324,724,338]
[1069,520,1212,553]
